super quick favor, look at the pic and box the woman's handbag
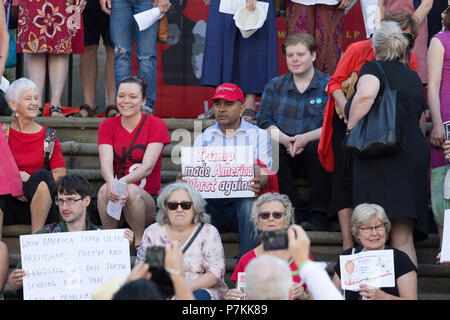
[157,14,169,42]
[343,62,401,157]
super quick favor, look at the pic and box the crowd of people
[0,0,450,301]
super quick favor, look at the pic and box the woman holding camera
[225,193,313,300]
[332,203,417,300]
[136,182,227,300]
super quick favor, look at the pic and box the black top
[349,61,430,242]
[333,245,417,300]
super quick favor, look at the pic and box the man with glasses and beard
[7,175,134,297]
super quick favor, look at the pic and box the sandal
[242,108,257,121]
[50,105,65,117]
[79,104,96,117]
[105,104,119,117]
[197,107,215,119]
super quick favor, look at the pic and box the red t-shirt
[98,114,170,195]
[231,249,314,288]
[8,126,65,174]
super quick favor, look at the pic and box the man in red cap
[192,83,273,258]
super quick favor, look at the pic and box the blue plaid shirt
[257,69,330,136]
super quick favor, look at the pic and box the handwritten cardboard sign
[339,249,395,291]
[20,229,131,300]
[181,146,254,198]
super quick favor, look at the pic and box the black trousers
[276,140,332,221]
[0,169,58,225]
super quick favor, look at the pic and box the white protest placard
[339,249,395,291]
[20,229,131,300]
[181,146,254,198]
[440,210,450,263]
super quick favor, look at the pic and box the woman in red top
[97,76,170,250]
[0,78,66,236]
[225,193,312,300]
[318,12,420,251]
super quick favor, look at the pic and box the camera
[145,246,174,298]
[259,229,289,251]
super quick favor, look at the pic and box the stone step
[0,117,217,144]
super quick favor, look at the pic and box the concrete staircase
[1,116,449,300]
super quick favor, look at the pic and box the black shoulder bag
[343,62,401,157]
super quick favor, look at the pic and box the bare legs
[80,45,98,112]
[242,93,256,120]
[97,183,155,248]
[29,181,53,234]
[390,218,417,267]
[26,53,69,117]
[80,44,116,116]
[338,207,354,251]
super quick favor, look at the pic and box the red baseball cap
[211,83,245,103]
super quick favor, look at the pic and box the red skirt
[17,0,84,54]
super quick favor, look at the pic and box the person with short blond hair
[346,20,429,267]
[332,203,418,300]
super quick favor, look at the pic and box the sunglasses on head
[258,211,285,220]
[166,201,193,210]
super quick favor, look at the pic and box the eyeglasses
[359,223,386,234]
[55,197,85,206]
[166,201,193,210]
[258,211,285,220]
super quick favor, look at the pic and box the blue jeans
[110,0,157,107]
[205,198,259,259]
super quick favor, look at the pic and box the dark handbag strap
[182,223,205,254]
[373,61,391,91]
[115,114,147,177]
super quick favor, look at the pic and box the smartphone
[259,229,289,251]
[145,246,166,270]
[145,245,174,298]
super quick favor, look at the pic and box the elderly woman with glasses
[0,78,66,236]
[135,182,228,300]
[332,203,418,300]
[97,75,170,251]
[225,192,313,300]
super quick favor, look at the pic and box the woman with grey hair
[135,182,227,300]
[332,203,418,300]
[345,20,429,266]
[225,192,311,300]
[0,78,66,236]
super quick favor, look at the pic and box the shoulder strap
[44,127,56,171]
[373,61,391,89]
[182,223,205,255]
[116,114,147,177]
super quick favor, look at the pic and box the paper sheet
[1,76,9,92]
[339,249,395,291]
[106,178,127,221]
[134,7,163,31]
[441,210,450,263]
[219,0,245,15]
